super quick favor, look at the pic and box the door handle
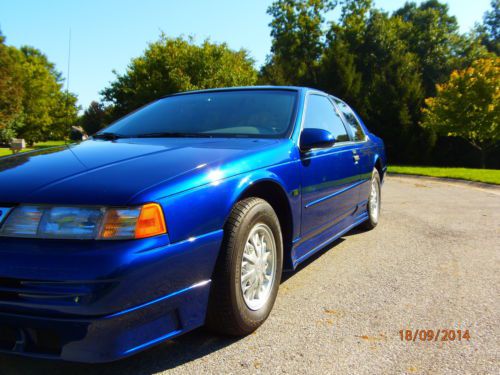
[353,154,360,163]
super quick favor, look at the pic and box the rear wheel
[361,168,381,230]
[206,197,283,335]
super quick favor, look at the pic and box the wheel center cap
[256,259,265,273]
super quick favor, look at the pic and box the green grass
[0,140,66,158]
[388,165,500,185]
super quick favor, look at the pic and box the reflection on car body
[0,86,386,362]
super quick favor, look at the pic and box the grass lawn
[388,165,500,185]
[0,140,67,158]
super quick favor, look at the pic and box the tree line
[1,0,498,167]
[0,33,78,145]
[259,0,498,167]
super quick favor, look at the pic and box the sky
[0,0,493,110]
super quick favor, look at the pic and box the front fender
[229,169,290,210]
[161,161,301,244]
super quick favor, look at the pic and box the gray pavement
[1,176,499,374]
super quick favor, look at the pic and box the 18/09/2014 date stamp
[400,329,471,342]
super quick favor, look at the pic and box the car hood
[0,138,294,206]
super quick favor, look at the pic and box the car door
[332,97,372,203]
[299,94,362,243]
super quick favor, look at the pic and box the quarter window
[303,95,349,143]
[333,98,366,141]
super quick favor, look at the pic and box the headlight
[0,203,167,240]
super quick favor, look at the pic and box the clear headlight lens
[40,207,105,239]
[2,206,43,237]
[0,203,166,240]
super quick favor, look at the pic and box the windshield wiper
[92,132,128,140]
[133,132,214,138]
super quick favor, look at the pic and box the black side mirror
[300,128,336,151]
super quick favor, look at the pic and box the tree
[15,46,78,144]
[421,58,500,168]
[261,0,334,85]
[319,0,372,107]
[49,91,79,140]
[101,35,257,120]
[79,101,110,135]
[393,0,463,97]
[320,3,430,162]
[0,33,79,145]
[0,31,24,143]
[318,37,362,105]
[335,0,373,48]
[453,31,494,70]
[359,11,430,162]
[476,0,500,55]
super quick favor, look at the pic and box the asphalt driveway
[1,176,498,374]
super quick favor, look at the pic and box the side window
[303,95,350,143]
[333,98,366,142]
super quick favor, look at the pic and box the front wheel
[206,197,283,336]
[361,168,381,230]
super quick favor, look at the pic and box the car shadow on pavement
[340,227,365,237]
[0,236,351,375]
[0,328,242,375]
[282,237,346,282]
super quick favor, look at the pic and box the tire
[361,168,381,230]
[206,197,283,336]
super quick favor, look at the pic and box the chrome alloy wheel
[240,223,277,311]
[369,176,380,223]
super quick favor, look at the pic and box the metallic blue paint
[0,86,386,362]
[299,128,335,150]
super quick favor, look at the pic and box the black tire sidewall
[228,201,283,332]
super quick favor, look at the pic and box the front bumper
[0,230,223,362]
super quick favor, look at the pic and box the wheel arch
[374,155,384,183]
[230,177,295,270]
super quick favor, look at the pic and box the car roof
[163,86,326,98]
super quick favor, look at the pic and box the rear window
[333,98,366,142]
[103,90,298,138]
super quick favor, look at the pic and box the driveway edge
[387,173,500,193]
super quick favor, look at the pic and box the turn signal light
[135,203,167,239]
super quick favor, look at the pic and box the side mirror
[300,128,335,151]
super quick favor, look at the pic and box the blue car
[0,87,386,363]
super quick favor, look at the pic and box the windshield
[100,89,298,139]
